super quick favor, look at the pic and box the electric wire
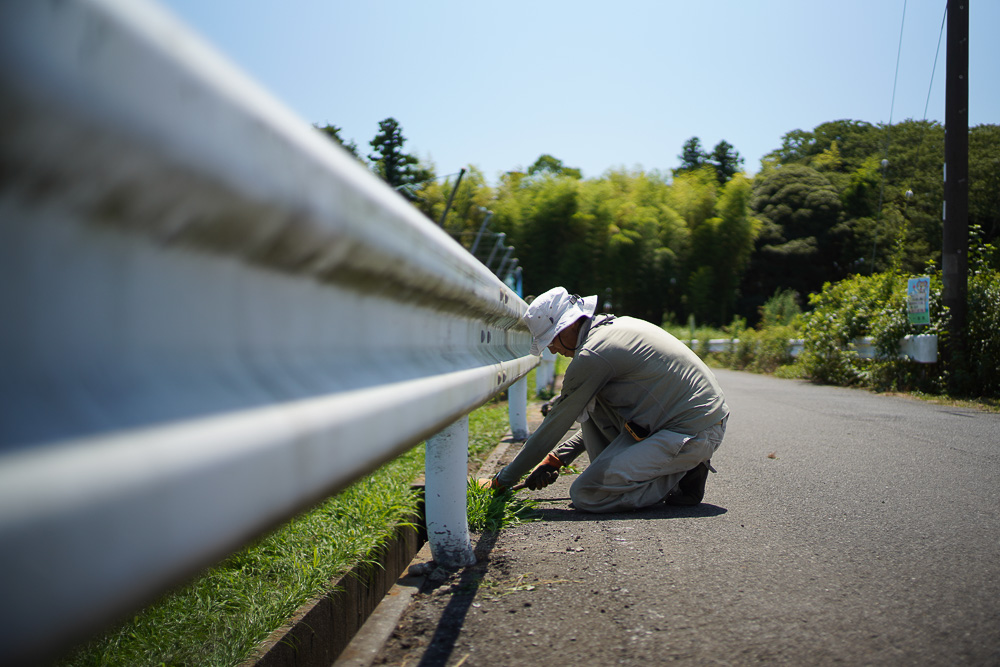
[923,4,948,122]
[886,0,908,139]
[871,0,909,273]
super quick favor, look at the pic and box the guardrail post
[508,376,529,441]
[900,334,938,363]
[424,416,477,568]
[536,349,556,397]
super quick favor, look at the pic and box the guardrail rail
[0,1,537,664]
[680,335,938,363]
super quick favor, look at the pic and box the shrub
[721,316,753,370]
[720,292,800,374]
[712,237,998,398]
[749,324,800,373]
[796,266,1000,396]
[800,272,942,391]
[758,288,802,328]
[960,239,1000,396]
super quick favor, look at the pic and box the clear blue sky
[159,0,998,183]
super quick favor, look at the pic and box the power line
[871,0,910,273]
[887,0,908,135]
[923,4,948,121]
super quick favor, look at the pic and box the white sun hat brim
[524,288,598,356]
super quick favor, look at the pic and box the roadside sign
[907,277,930,325]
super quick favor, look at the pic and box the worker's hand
[476,475,506,492]
[525,452,563,490]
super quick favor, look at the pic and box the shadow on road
[415,530,497,667]
[535,503,728,522]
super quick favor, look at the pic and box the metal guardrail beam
[682,335,938,363]
[0,1,536,663]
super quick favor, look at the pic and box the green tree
[711,174,760,321]
[315,123,360,158]
[493,167,690,322]
[742,164,844,320]
[812,140,843,172]
[969,124,1000,263]
[666,167,717,230]
[680,174,758,324]
[665,167,718,321]
[368,117,432,196]
[675,137,708,175]
[527,154,583,179]
[493,172,586,295]
[709,140,744,185]
[576,170,684,321]
[810,120,881,173]
[763,128,817,165]
[759,119,947,276]
[763,120,880,172]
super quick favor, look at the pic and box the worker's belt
[624,420,650,441]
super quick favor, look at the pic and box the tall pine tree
[368,117,431,197]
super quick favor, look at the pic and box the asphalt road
[371,370,1000,666]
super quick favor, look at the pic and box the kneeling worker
[483,286,729,513]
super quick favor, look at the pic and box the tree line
[318,117,1000,328]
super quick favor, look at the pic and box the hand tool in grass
[477,477,525,491]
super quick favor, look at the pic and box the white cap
[524,287,597,356]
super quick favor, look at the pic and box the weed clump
[466,480,540,532]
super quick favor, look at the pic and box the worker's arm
[552,429,586,466]
[495,352,611,487]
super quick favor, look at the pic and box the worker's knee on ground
[568,477,603,512]
[568,475,627,513]
[568,486,604,513]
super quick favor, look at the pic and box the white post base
[424,416,476,568]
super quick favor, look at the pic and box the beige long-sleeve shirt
[497,315,729,487]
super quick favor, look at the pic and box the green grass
[468,397,512,460]
[60,380,535,667]
[465,481,540,532]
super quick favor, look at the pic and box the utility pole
[942,0,969,381]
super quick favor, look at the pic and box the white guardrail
[0,1,537,663]
[682,335,938,363]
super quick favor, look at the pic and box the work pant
[569,417,727,513]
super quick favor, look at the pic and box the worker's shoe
[664,461,712,506]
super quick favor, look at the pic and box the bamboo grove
[322,118,999,331]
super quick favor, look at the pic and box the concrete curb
[243,519,424,667]
[331,542,433,667]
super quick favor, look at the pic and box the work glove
[476,475,506,492]
[525,452,563,490]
